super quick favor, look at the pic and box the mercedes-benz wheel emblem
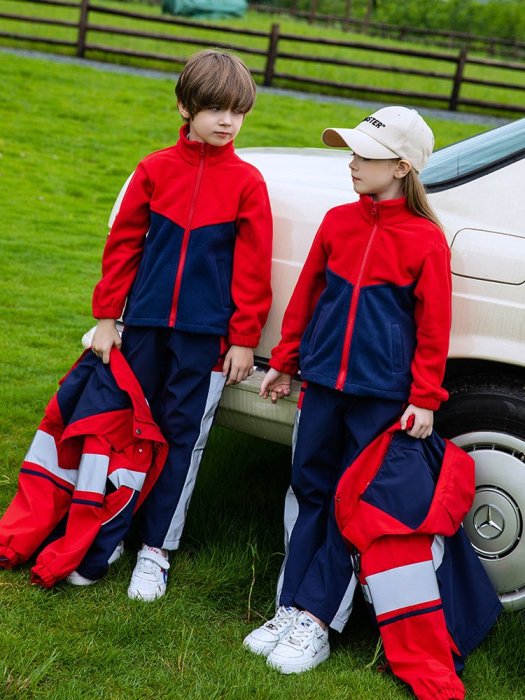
[473,504,505,540]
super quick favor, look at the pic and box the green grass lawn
[0,50,524,699]
[0,0,524,116]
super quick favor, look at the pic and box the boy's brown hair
[175,49,256,119]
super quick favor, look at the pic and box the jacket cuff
[408,394,443,411]
[228,332,260,348]
[269,357,298,376]
[92,306,123,320]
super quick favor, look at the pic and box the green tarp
[162,0,247,18]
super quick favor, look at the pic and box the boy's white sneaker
[243,606,299,657]
[66,570,96,586]
[66,540,125,586]
[266,611,330,674]
[127,545,170,602]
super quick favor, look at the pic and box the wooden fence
[1,0,525,116]
[252,2,525,61]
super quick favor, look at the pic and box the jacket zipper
[168,142,207,327]
[335,205,380,391]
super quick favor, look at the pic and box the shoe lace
[286,614,316,647]
[266,606,295,632]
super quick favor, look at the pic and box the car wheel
[436,375,525,611]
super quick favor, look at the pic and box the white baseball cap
[322,106,434,173]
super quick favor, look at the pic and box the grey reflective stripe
[24,430,77,486]
[162,371,226,550]
[291,405,301,456]
[108,468,146,492]
[275,485,300,609]
[76,453,110,494]
[365,560,440,617]
[431,534,445,570]
[330,574,357,632]
[275,406,302,607]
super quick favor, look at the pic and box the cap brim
[322,127,399,160]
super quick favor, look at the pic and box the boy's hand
[91,318,121,365]
[260,368,292,404]
[400,404,434,439]
[223,345,254,386]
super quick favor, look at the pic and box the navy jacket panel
[123,212,183,326]
[299,266,418,399]
[58,353,132,425]
[361,431,445,530]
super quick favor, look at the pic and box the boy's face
[179,104,245,147]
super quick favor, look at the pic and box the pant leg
[277,383,349,612]
[284,389,403,631]
[360,534,465,700]
[136,330,225,550]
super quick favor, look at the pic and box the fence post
[263,23,280,87]
[77,0,89,58]
[343,0,352,32]
[449,46,467,111]
[308,0,318,24]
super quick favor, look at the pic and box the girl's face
[349,153,409,201]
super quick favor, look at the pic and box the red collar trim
[174,124,235,165]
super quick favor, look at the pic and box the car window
[421,118,525,191]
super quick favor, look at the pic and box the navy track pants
[119,326,226,550]
[277,382,403,631]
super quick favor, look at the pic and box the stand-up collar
[175,123,235,165]
[358,194,413,224]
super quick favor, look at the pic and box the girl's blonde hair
[401,168,443,230]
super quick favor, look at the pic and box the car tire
[436,375,525,611]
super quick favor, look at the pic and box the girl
[244,107,468,698]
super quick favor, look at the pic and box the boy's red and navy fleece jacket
[0,349,168,588]
[335,422,502,664]
[92,124,273,348]
[270,195,451,410]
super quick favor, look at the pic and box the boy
[90,50,273,600]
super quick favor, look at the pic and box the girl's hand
[223,345,254,386]
[91,319,122,364]
[400,404,434,439]
[260,368,292,404]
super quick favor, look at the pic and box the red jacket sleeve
[92,165,152,320]
[228,179,273,348]
[408,246,452,410]
[269,220,329,375]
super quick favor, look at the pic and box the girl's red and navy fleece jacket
[92,124,273,348]
[0,349,168,588]
[270,195,451,410]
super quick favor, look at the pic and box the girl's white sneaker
[266,611,330,674]
[243,606,299,656]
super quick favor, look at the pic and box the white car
[89,118,525,610]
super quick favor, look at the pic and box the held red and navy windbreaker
[270,195,451,410]
[0,349,168,587]
[335,422,502,699]
[92,124,273,348]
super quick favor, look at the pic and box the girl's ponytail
[401,169,443,231]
